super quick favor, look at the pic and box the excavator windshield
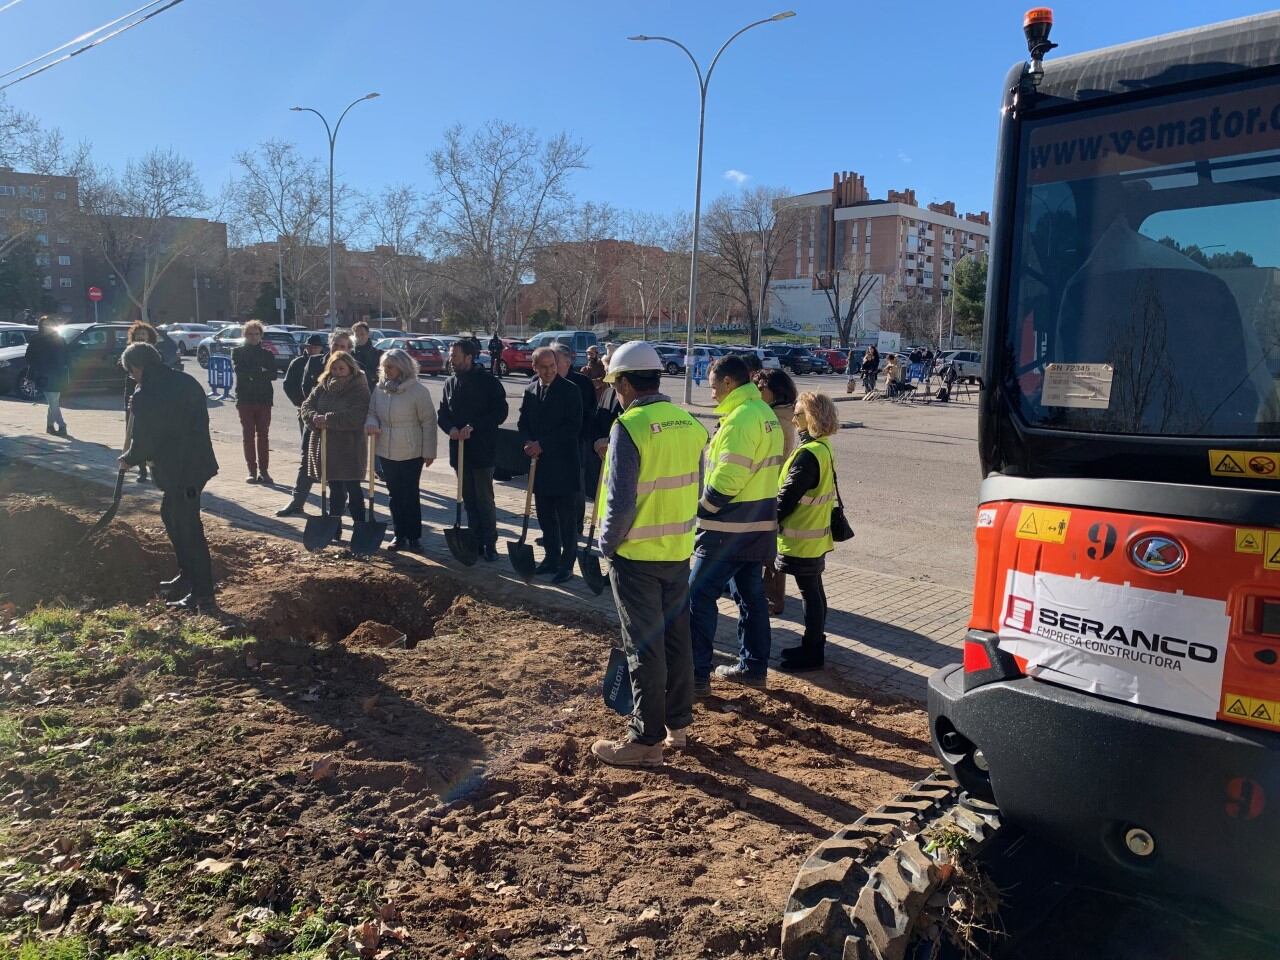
[1005,74,1280,437]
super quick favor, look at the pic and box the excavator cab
[930,7,1280,927]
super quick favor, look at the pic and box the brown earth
[0,461,937,959]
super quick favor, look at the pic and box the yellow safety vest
[604,400,707,561]
[778,438,835,558]
[698,382,784,537]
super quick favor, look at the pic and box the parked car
[724,346,783,371]
[196,324,299,371]
[51,322,183,395]
[937,349,983,384]
[375,337,446,376]
[288,329,328,348]
[813,348,849,374]
[769,345,816,376]
[497,338,533,376]
[156,323,217,356]
[524,329,599,367]
[0,324,39,399]
[654,344,685,375]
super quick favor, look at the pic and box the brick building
[0,167,85,319]
[775,170,990,306]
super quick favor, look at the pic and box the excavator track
[781,771,1002,960]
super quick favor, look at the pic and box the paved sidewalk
[0,391,969,700]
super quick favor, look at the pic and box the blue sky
[2,0,1277,221]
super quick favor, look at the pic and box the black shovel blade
[508,540,536,577]
[602,647,634,715]
[79,468,127,545]
[578,548,607,595]
[445,527,479,566]
[303,515,341,553]
[349,519,387,557]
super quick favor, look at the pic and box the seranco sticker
[997,570,1229,720]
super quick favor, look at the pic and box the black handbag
[830,461,855,542]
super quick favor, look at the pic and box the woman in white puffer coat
[364,348,437,552]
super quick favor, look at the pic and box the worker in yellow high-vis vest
[690,354,783,695]
[775,391,841,672]
[591,342,709,769]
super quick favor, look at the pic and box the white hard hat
[603,341,663,382]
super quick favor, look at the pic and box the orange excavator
[783,10,1280,958]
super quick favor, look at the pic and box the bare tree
[0,98,91,256]
[362,184,437,329]
[701,185,800,345]
[618,211,685,338]
[817,250,880,348]
[535,201,619,328]
[880,277,938,346]
[79,149,212,324]
[428,120,587,333]
[227,141,332,324]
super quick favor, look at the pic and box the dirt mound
[0,498,173,608]
[343,620,408,648]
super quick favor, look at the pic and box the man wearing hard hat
[591,342,708,768]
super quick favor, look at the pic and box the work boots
[590,738,663,769]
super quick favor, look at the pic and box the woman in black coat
[24,315,69,437]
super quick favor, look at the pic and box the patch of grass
[118,724,162,745]
[89,817,193,872]
[101,904,140,927]
[0,715,21,752]
[22,607,83,644]
[194,697,219,716]
[0,937,93,960]
[21,606,253,684]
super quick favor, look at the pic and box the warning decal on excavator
[1015,507,1070,544]
[1265,532,1280,571]
[1236,529,1265,554]
[1209,449,1280,479]
[1222,692,1280,728]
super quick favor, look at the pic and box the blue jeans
[689,554,772,680]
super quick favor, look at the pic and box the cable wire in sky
[0,1,26,15]
[0,0,185,92]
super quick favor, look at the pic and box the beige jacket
[365,378,438,463]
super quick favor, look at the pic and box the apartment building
[776,170,990,305]
[0,167,85,319]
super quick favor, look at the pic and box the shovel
[577,492,607,595]
[507,457,539,577]
[303,428,341,551]
[444,437,478,566]
[79,467,127,545]
[602,647,634,715]
[350,435,386,556]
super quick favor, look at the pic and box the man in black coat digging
[118,342,219,613]
[517,346,582,583]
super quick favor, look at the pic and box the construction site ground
[0,379,975,958]
[0,461,936,959]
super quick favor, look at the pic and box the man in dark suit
[118,342,219,612]
[517,346,582,583]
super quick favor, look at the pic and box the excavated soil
[0,464,936,959]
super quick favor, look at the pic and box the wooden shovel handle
[523,458,538,517]
[456,437,465,501]
[367,433,376,497]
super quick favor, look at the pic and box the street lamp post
[291,92,380,329]
[629,12,795,403]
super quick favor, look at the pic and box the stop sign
[87,286,103,302]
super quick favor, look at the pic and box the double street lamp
[629,12,795,402]
[290,92,380,328]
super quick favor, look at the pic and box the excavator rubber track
[780,771,1002,960]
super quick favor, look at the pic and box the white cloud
[896,150,912,164]
[723,168,750,185]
